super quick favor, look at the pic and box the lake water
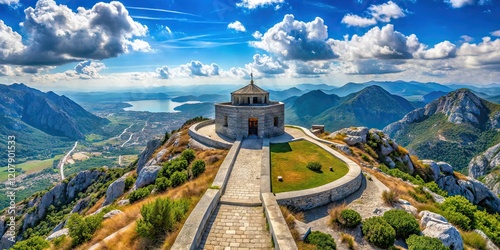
[123,99,201,113]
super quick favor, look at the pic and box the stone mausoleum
[215,74,285,139]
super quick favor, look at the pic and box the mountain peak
[427,88,486,126]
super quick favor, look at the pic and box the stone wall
[188,120,232,149]
[215,102,285,139]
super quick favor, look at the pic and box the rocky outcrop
[329,127,369,146]
[135,165,162,189]
[71,197,91,213]
[468,143,500,178]
[419,211,448,228]
[293,219,311,241]
[474,229,500,250]
[422,220,463,250]
[22,170,105,231]
[103,173,130,206]
[136,139,162,174]
[423,159,500,213]
[384,108,426,138]
[46,228,69,241]
[103,210,124,220]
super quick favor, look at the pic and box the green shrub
[474,210,500,245]
[339,209,361,228]
[155,177,171,192]
[306,162,322,172]
[170,171,188,187]
[67,213,103,246]
[11,236,49,250]
[128,186,152,203]
[191,159,206,178]
[383,209,420,238]
[362,216,396,249]
[361,154,371,162]
[443,208,472,230]
[406,235,447,250]
[136,198,189,241]
[306,231,336,250]
[181,149,196,164]
[424,181,448,197]
[124,175,136,190]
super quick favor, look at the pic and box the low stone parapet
[188,120,232,149]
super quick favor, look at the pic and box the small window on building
[247,97,250,104]
[274,117,279,127]
[253,97,258,104]
[224,116,228,127]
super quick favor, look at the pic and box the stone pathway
[198,139,272,250]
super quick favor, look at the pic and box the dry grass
[454,172,470,181]
[75,130,228,250]
[327,203,347,227]
[397,145,410,155]
[340,232,357,250]
[382,190,400,206]
[85,197,105,215]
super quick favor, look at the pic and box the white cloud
[128,39,153,52]
[491,30,500,37]
[246,54,287,75]
[227,21,246,32]
[342,60,402,75]
[0,20,25,59]
[458,37,500,68]
[74,61,106,79]
[252,14,337,61]
[252,31,263,39]
[0,0,149,66]
[0,0,19,5]
[369,1,406,22]
[341,14,377,27]
[341,1,405,27]
[156,60,220,79]
[445,0,474,8]
[237,0,284,9]
[0,65,14,76]
[332,24,425,60]
[415,41,457,59]
[460,35,474,42]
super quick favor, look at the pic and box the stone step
[220,196,262,207]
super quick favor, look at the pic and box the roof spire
[250,72,254,85]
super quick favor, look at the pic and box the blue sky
[0,0,499,91]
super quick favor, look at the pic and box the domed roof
[231,73,268,95]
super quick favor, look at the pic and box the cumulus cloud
[342,60,403,75]
[341,1,405,27]
[0,65,14,76]
[416,41,457,59]
[237,0,284,9]
[458,37,500,68]
[74,61,106,79]
[156,61,220,79]
[128,39,153,52]
[491,30,500,37]
[252,31,263,39]
[289,60,332,77]
[332,24,424,60]
[369,1,406,22]
[0,0,149,66]
[445,0,474,8]
[252,14,337,61]
[227,21,246,32]
[341,15,377,27]
[247,54,287,74]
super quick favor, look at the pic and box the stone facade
[215,102,285,139]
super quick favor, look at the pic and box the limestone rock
[422,220,463,250]
[117,199,130,206]
[422,187,445,204]
[384,108,426,137]
[468,142,500,178]
[330,127,369,146]
[135,165,162,189]
[103,210,124,220]
[474,229,500,250]
[52,220,66,233]
[437,162,454,175]
[293,219,311,241]
[103,173,129,206]
[402,154,415,174]
[419,211,448,228]
[331,143,352,155]
[136,138,162,174]
[46,228,69,241]
[422,160,441,181]
[71,197,91,213]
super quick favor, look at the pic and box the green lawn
[0,154,63,182]
[271,140,349,193]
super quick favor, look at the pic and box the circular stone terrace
[189,120,363,209]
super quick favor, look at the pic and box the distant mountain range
[286,85,415,131]
[384,89,500,171]
[0,84,109,162]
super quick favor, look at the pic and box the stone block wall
[215,102,285,139]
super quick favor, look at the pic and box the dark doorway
[248,118,258,136]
